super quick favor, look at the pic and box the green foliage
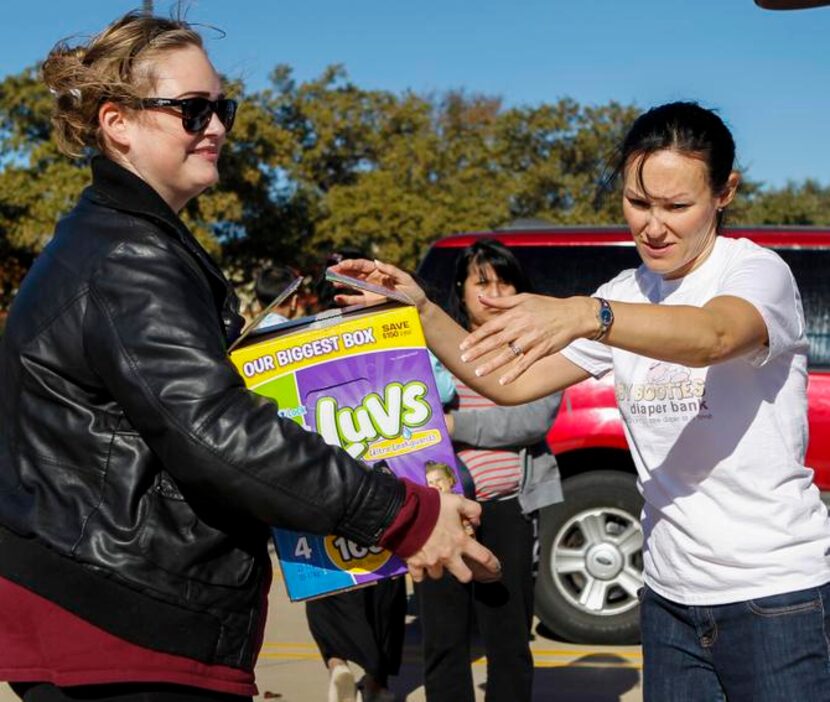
[0,67,83,308]
[2,61,830,314]
[259,70,640,270]
[732,179,830,226]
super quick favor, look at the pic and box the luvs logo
[316,381,432,458]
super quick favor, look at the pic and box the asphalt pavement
[1,556,644,702]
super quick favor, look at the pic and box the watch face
[600,306,614,325]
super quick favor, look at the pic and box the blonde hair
[424,460,456,485]
[42,11,204,158]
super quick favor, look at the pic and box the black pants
[10,683,250,702]
[305,576,407,686]
[415,497,535,702]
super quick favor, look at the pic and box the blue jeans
[640,582,830,701]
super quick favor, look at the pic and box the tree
[0,67,83,312]
[4,59,827,320]
[260,67,641,270]
[732,179,830,226]
[313,89,513,267]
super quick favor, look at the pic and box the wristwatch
[592,297,614,341]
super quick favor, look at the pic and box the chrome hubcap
[549,507,644,617]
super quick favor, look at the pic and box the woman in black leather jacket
[0,12,497,702]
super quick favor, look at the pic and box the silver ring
[508,341,523,357]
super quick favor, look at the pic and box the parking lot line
[258,641,643,670]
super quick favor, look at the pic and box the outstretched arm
[331,259,590,404]
[460,293,768,384]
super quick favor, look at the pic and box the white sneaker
[328,663,357,702]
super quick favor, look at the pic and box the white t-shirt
[561,236,830,605]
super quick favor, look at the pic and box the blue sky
[2,0,829,189]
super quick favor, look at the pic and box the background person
[415,240,563,702]
[248,264,305,327]
[0,13,498,702]
[333,101,830,701]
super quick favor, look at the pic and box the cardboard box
[229,301,461,601]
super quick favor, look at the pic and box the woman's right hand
[329,259,429,312]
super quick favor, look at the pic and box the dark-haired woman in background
[335,102,830,701]
[417,240,563,702]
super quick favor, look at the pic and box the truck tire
[535,470,644,644]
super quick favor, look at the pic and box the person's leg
[355,577,407,700]
[639,586,727,702]
[415,572,475,702]
[9,683,251,702]
[307,591,374,702]
[709,581,830,702]
[473,498,534,702]
[306,590,380,667]
[365,576,408,686]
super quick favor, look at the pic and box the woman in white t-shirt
[333,102,830,701]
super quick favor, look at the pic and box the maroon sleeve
[377,478,441,558]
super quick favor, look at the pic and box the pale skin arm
[462,293,769,383]
[330,259,591,404]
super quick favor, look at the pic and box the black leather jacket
[0,157,404,670]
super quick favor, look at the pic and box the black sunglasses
[138,96,238,134]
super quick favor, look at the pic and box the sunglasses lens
[181,98,213,133]
[180,98,237,133]
[218,99,237,132]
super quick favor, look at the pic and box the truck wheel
[535,470,644,644]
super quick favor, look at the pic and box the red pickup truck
[417,224,830,644]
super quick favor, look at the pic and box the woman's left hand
[459,293,596,384]
[406,492,502,584]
